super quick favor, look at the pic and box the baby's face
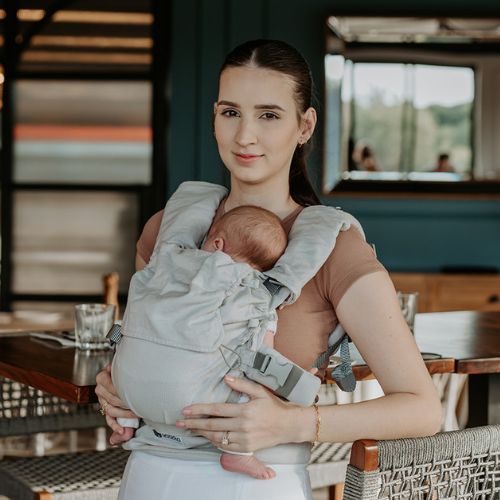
[201,237,212,252]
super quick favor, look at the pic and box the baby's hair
[208,206,287,271]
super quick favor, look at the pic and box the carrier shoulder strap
[264,205,364,310]
[312,324,356,392]
[149,181,228,266]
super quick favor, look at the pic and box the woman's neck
[225,179,300,220]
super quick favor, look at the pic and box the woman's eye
[261,112,279,120]
[221,109,239,118]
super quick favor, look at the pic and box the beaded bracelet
[312,404,321,443]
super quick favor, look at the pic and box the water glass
[74,303,115,350]
[397,291,419,334]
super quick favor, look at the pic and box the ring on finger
[221,431,230,446]
[99,400,109,416]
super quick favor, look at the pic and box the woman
[96,39,441,499]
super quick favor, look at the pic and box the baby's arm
[262,330,274,348]
[262,318,277,348]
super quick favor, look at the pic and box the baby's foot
[220,453,276,480]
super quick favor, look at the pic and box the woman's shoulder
[317,224,387,308]
[136,210,164,264]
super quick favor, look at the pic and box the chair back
[343,425,500,499]
[0,376,104,437]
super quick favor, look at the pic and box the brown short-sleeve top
[136,202,387,369]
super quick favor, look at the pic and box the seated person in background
[352,142,379,172]
[115,205,289,480]
[432,153,455,173]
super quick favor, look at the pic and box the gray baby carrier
[111,181,363,449]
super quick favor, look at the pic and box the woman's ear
[300,107,317,143]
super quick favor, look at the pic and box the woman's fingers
[194,430,249,452]
[105,414,124,435]
[181,400,244,419]
[223,375,270,399]
[104,403,137,420]
[95,365,135,413]
[95,367,123,408]
[176,416,239,432]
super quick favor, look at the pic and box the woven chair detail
[0,448,129,499]
[343,425,500,499]
[0,376,105,437]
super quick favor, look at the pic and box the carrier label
[152,429,183,445]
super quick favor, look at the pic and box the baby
[115,205,287,480]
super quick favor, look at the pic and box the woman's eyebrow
[217,100,239,107]
[217,100,285,112]
[255,104,285,111]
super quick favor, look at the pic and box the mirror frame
[322,12,500,196]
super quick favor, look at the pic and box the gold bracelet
[312,404,321,443]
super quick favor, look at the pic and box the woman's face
[214,65,311,187]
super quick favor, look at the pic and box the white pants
[118,451,313,500]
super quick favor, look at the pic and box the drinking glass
[74,303,115,350]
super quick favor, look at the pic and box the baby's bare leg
[220,453,276,480]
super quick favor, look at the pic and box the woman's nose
[235,119,257,146]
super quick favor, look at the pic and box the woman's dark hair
[220,39,321,207]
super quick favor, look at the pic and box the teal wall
[168,0,500,272]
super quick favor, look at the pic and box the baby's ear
[213,237,225,251]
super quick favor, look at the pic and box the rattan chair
[0,376,105,439]
[0,447,129,500]
[343,425,500,499]
[0,375,126,499]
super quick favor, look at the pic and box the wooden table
[0,332,112,403]
[414,311,500,426]
[330,311,500,426]
[0,310,499,421]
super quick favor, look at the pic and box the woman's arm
[291,270,442,443]
[177,271,441,451]
[94,251,148,444]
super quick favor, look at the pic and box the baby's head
[202,206,287,272]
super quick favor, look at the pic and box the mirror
[323,16,500,192]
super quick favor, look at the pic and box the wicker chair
[0,376,105,439]
[0,376,128,499]
[343,425,500,499]
[0,447,129,500]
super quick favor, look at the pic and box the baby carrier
[110,181,364,450]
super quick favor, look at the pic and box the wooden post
[103,272,120,321]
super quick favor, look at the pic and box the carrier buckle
[253,352,291,385]
[262,277,283,296]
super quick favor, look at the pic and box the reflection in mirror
[323,16,500,192]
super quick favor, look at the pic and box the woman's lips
[234,153,263,165]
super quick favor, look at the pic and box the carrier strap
[330,336,357,392]
[237,344,320,406]
[262,277,284,296]
[312,330,356,392]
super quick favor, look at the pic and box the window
[0,2,168,313]
[324,57,474,186]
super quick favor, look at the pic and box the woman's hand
[175,375,312,453]
[95,364,138,445]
